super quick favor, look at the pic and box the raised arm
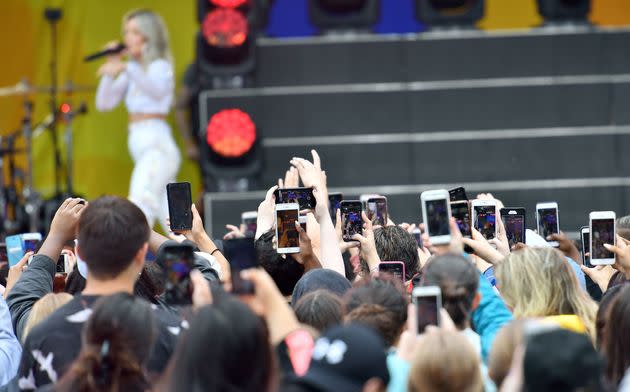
[95,73,128,111]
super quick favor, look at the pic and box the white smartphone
[421,189,452,246]
[536,202,560,247]
[360,194,381,209]
[471,199,497,241]
[589,211,616,265]
[275,203,300,254]
[241,211,258,238]
[23,232,42,265]
[412,286,442,334]
[298,214,307,231]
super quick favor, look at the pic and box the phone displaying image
[276,203,300,254]
[167,182,193,232]
[162,244,195,306]
[7,233,42,267]
[412,227,423,249]
[328,192,343,225]
[360,194,380,209]
[501,208,526,248]
[412,286,442,334]
[224,238,259,295]
[448,187,468,202]
[421,190,451,246]
[590,211,616,265]
[472,200,497,241]
[341,200,363,242]
[241,211,258,238]
[56,254,70,274]
[450,200,472,238]
[581,226,591,268]
[536,202,559,247]
[367,197,388,227]
[275,188,316,210]
[378,261,405,283]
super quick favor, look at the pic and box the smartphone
[421,190,451,246]
[580,226,591,267]
[448,187,468,202]
[56,254,69,274]
[536,202,560,247]
[378,261,405,283]
[276,203,300,254]
[366,196,388,227]
[275,188,316,210]
[412,227,423,249]
[0,243,8,281]
[299,214,307,231]
[450,200,472,238]
[328,192,343,226]
[241,211,258,238]
[472,199,497,241]
[412,286,442,334]
[589,211,616,265]
[167,182,193,232]
[341,200,363,242]
[7,233,42,267]
[501,208,526,248]
[360,194,380,210]
[162,243,195,306]
[224,237,259,295]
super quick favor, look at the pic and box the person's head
[408,330,483,392]
[64,262,86,295]
[343,275,407,347]
[291,268,352,305]
[256,229,304,296]
[56,293,156,392]
[372,226,419,281]
[22,293,73,342]
[77,196,150,283]
[602,284,630,386]
[496,247,597,339]
[488,319,528,389]
[122,9,172,63]
[596,283,626,349]
[166,297,275,392]
[294,290,344,332]
[133,263,162,304]
[421,254,479,330]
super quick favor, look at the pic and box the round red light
[209,0,248,8]
[206,109,256,158]
[202,8,249,48]
[60,103,71,114]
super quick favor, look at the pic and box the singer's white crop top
[95,59,174,114]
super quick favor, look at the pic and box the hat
[524,329,603,392]
[291,269,352,305]
[298,323,390,392]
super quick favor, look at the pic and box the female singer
[95,9,180,230]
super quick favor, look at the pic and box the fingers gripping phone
[367,197,388,227]
[501,208,526,248]
[450,200,472,238]
[536,202,560,247]
[224,238,259,295]
[341,201,363,242]
[472,199,497,241]
[413,286,442,334]
[276,203,300,254]
[589,211,616,265]
[162,243,195,306]
[421,190,451,246]
[328,192,343,226]
[580,226,591,267]
[167,182,193,232]
[275,188,316,210]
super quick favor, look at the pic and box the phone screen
[416,295,439,333]
[277,208,299,250]
[243,217,257,238]
[448,187,468,202]
[412,228,423,249]
[275,188,316,210]
[503,214,525,247]
[379,262,405,283]
[474,205,496,240]
[328,193,343,225]
[426,199,450,237]
[163,245,194,305]
[537,208,559,239]
[56,255,66,273]
[342,202,363,241]
[167,182,193,231]
[581,230,591,267]
[592,219,615,260]
[224,238,259,294]
[367,198,388,226]
[23,239,40,253]
[0,244,7,281]
[451,202,472,238]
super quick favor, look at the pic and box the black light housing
[536,0,591,23]
[309,0,380,31]
[416,0,485,28]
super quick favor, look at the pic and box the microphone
[83,43,126,62]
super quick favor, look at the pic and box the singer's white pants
[127,119,181,231]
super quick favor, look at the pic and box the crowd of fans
[1,149,630,392]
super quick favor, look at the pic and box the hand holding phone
[590,211,616,265]
[421,190,452,246]
[472,199,497,241]
[167,182,193,232]
[275,188,316,210]
[223,238,259,295]
[536,202,560,247]
[580,226,591,267]
[162,244,195,305]
[328,193,343,226]
[501,208,526,248]
[412,286,442,334]
[276,203,300,254]
[341,201,363,242]
[378,261,405,283]
[366,197,388,227]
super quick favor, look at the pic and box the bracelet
[211,248,221,256]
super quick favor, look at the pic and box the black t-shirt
[15,294,184,390]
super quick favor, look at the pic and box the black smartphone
[448,187,468,202]
[275,187,317,210]
[167,182,193,232]
[501,208,526,248]
[366,197,388,227]
[328,192,343,225]
[450,201,472,238]
[56,254,67,273]
[581,226,591,267]
[341,201,363,242]
[162,243,195,306]
[223,238,259,295]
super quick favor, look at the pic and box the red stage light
[60,103,71,114]
[209,0,248,8]
[206,109,256,158]
[202,8,249,48]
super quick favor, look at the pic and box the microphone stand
[62,101,87,197]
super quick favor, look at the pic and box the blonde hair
[408,330,483,392]
[23,293,73,342]
[123,9,173,66]
[496,247,597,340]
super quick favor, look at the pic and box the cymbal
[0,81,95,97]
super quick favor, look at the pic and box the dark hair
[596,283,626,349]
[343,274,408,347]
[56,293,155,392]
[134,263,163,304]
[293,290,344,332]
[164,297,275,392]
[255,229,304,296]
[77,197,150,279]
[421,254,478,329]
[603,284,630,386]
[65,263,86,295]
[372,226,419,281]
